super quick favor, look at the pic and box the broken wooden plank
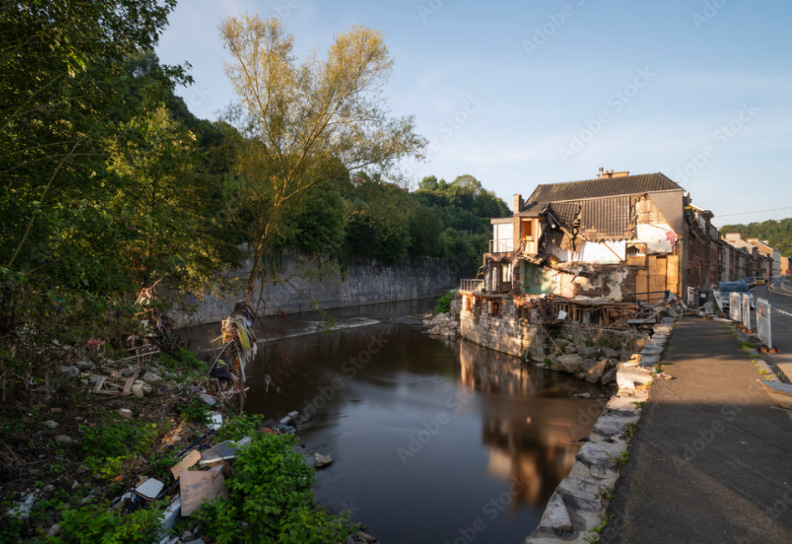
[170,449,201,480]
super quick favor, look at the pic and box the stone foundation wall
[459,295,544,359]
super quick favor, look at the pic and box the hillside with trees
[720,218,792,257]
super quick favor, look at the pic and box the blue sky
[156,0,792,227]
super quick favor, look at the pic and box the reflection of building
[458,340,603,509]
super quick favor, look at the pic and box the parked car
[740,277,756,288]
[717,281,754,310]
[755,277,767,285]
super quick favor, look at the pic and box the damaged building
[459,169,734,358]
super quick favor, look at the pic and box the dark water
[185,300,605,544]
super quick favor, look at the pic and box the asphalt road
[751,279,792,381]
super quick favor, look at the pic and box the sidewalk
[601,317,792,544]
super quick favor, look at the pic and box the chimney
[513,193,522,214]
[598,169,629,179]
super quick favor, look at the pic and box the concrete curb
[524,319,675,544]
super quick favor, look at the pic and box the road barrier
[730,292,741,322]
[757,298,772,349]
[687,286,697,307]
[741,294,752,330]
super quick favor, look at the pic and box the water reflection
[458,340,603,509]
[183,308,605,544]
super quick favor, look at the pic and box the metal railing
[488,239,513,253]
[459,279,484,292]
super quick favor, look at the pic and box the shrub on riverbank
[435,290,458,314]
[193,417,356,543]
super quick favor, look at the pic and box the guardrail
[459,279,484,292]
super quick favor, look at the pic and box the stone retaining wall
[173,252,457,326]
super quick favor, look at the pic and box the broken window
[626,243,645,256]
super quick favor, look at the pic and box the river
[185,299,605,543]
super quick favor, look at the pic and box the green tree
[1,1,189,290]
[218,14,426,304]
[105,105,228,290]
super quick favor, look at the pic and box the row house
[722,233,773,281]
[749,239,781,279]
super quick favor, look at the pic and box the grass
[607,450,630,468]
[623,422,639,440]
[583,514,613,544]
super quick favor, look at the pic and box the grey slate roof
[522,172,681,209]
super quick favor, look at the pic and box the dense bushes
[194,417,355,544]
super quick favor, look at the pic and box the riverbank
[0,337,361,543]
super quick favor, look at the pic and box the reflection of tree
[458,340,601,509]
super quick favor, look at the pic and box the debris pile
[422,312,459,338]
[207,301,259,412]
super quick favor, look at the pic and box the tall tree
[219,14,426,303]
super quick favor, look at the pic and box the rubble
[524,315,674,543]
[422,312,459,338]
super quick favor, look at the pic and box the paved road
[751,279,792,381]
[601,317,792,544]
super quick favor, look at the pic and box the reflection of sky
[215,318,605,543]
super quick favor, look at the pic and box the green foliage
[161,348,205,373]
[435,290,458,314]
[607,450,630,468]
[194,432,355,544]
[721,219,792,257]
[81,419,160,480]
[215,413,269,442]
[149,449,180,481]
[178,396,211,425]
[45,500,166,544]
[82,419,158,459]
[583,514,613,544]
[624,422,639,440]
